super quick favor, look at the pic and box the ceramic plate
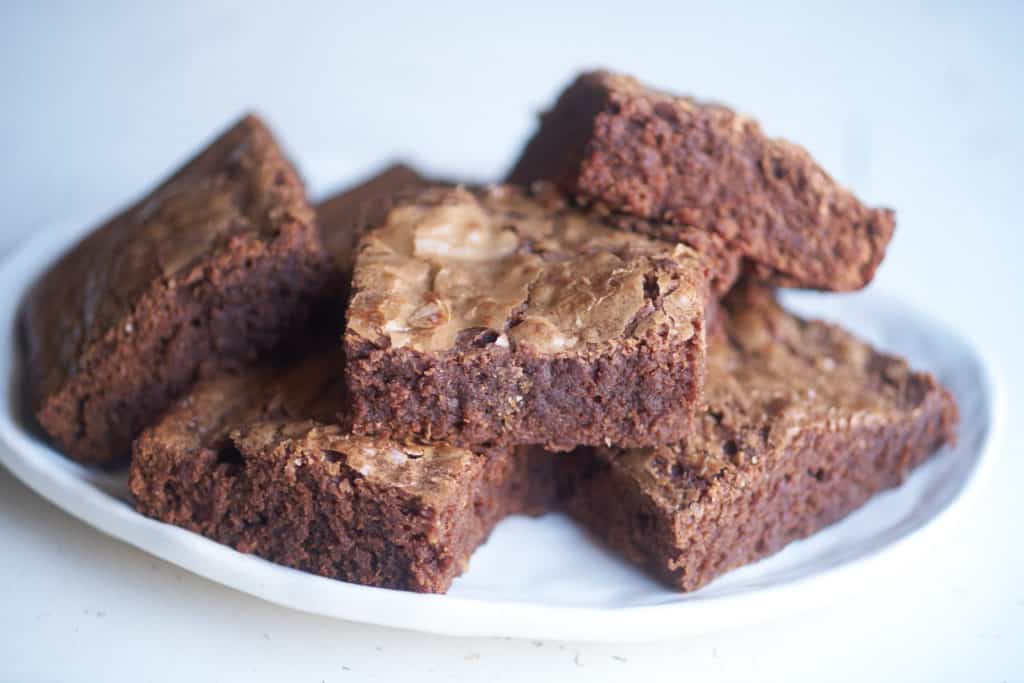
[0,196,1001,642]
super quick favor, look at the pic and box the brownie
[344,183,710,452]
[559,283,959,592]
[508,71,895,291]
[317,163,427,288]
[23,115,328,466]
[130,349,556,593]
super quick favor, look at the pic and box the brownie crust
[344,183,709,451]
[560,284,958,591]
[130,351,556,593]
[509,71,895,291]
[23,115,328,466]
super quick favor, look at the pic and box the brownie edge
[344,183,709,451]
[130,350,558,593]
[509,70,895,292]
[23,115,328,465]
[559,284,959,592]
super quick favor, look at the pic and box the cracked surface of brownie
[345,183,710,451]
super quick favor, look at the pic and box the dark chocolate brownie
[508,71,895,291]
[23,115,328,466]
[344,183,710,452]
[130,349,556,593]
[560,283,958,592]
[317,163,427,286]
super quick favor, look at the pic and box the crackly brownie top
[346,183,707,354]
[138,350,484,502]
[25,114,315,400]
[600,284,957,507]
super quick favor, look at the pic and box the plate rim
[0,216,1004,642]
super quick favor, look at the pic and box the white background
[1,1,1021,681]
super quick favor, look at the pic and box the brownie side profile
[560,283,959,592]
[23,115,328,466]
[344,183,710,452]
[130,350,556,593]
[508,71,895,291]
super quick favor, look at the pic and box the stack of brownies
[22,70,958,594]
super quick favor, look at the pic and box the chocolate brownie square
[130,349,556,593]
[344,183,710,451]
[509,71,895,291]
[559,283,958,591]
[22,115,328,466]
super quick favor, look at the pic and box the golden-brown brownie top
[346,183,707,354]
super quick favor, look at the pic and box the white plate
[0,212,1001,643]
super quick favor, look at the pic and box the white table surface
[1,2,1021,680]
